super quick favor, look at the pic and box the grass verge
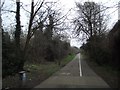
[80,53,119,88]
[61,53,75,67]
[2,53,75,88]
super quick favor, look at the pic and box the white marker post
[79,53,82,77]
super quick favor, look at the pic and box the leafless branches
[73,1,109,40]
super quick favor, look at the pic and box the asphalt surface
[34,53,110,88]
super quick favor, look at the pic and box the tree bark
[15,0,24,71]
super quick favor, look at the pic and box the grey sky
[1,0,120,48]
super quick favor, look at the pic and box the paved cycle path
[35,53,110,88]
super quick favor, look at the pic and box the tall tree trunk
[15,0,21,49]
[15,0,23,71]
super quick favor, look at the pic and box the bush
[81,35,111,66]
[2,31,23,78]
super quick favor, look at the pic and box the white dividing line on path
[78,53,82,77]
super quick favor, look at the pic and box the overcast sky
[1,0,120,48]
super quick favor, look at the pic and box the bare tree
[28,1,71,64]
[31,1,71,41]
[17,0,45,69]
[23,0,45,53]
[74,2,108,39]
